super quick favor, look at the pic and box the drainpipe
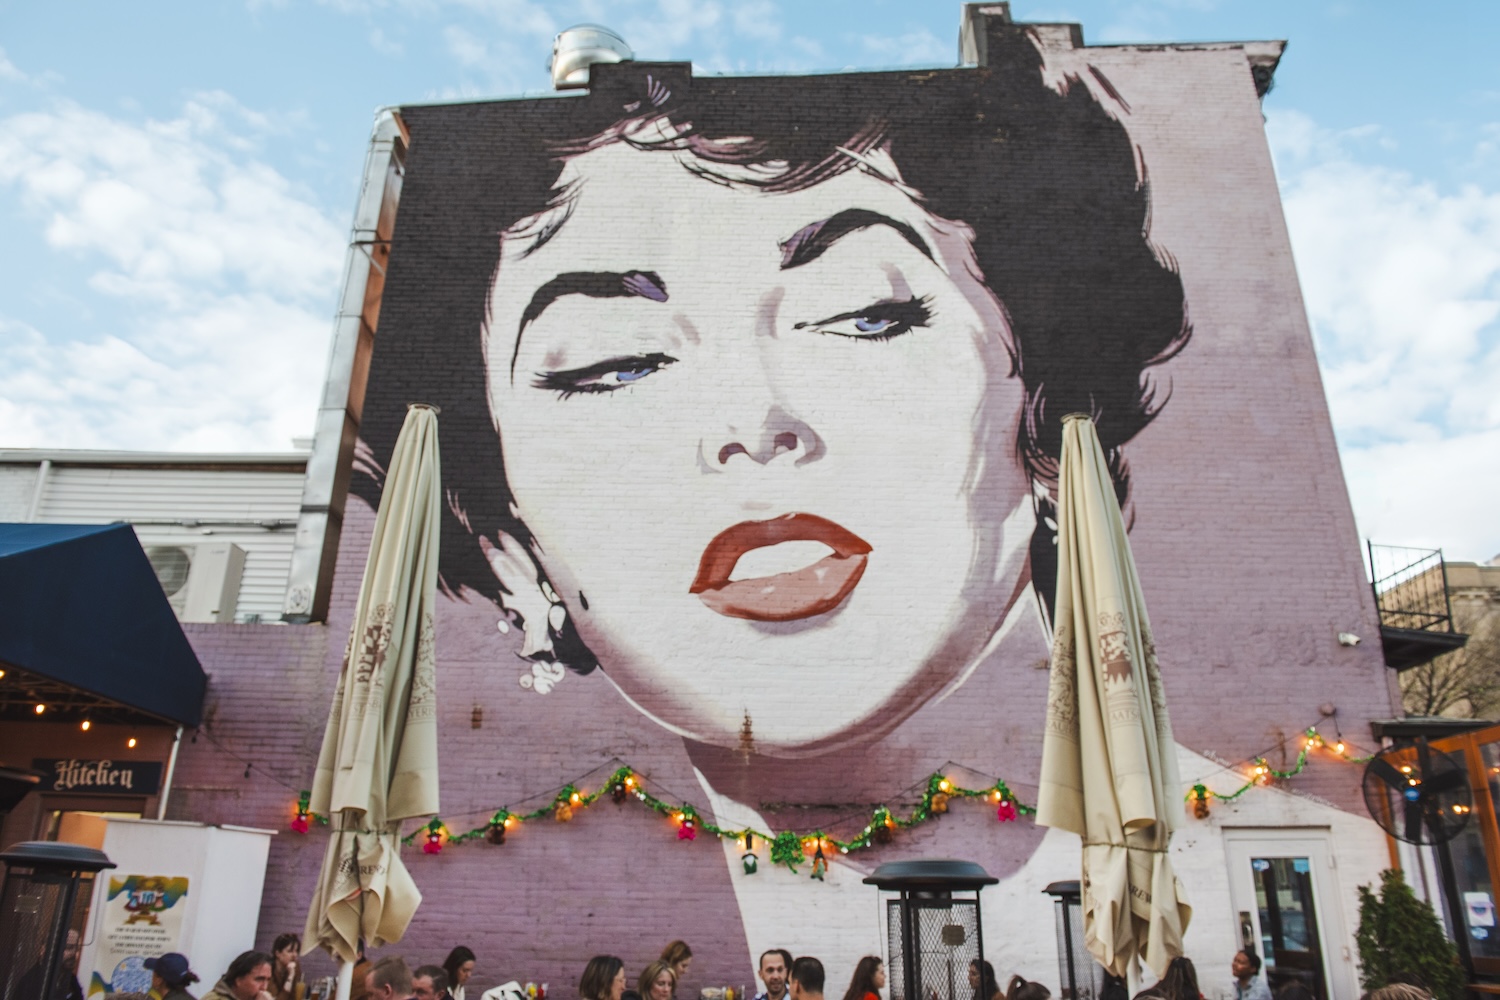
[26,458,51,521]
[156,725,184,820]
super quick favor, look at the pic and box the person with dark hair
[269,935,304,1000]
[840,957,885,1000]
[660,942,692,997]
[17,928,86,1000]
[413,966,450,1000]
[1232,950,1270,1000]
[756,951,794,1000]
[146,952,202,1000]
[789,959,825,1000]
[354,7,1190,952]
[969,963,1000,1000]
[359,14,1187,750]
[443,948,477,1000]
[203,951,274,1000]
[1004,976,1050,1000]
[580,957,627,1000]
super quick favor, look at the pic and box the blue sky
[1,1,1497,561]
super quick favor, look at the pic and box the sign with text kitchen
[34,758,163,796]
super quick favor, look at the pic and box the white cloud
[0,47,27,83]
[0,97,346,452]
[860,27,950,67]
[1268,109,1500,561]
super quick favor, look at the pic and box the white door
[1223,829,1358,1000]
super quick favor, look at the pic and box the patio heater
[0,841,115,1000]
[864,860,998,1000]
[1042,881,1126,1000]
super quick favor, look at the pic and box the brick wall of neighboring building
[166,9,1399,999]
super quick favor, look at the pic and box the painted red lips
[689,513,873,622]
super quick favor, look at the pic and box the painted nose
[716,404,823,466]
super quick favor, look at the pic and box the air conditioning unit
[145,543,246,624]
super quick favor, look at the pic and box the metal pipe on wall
[156,725,184,820]
[26,458,52,521]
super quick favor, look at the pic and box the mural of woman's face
[485,137,1032,755]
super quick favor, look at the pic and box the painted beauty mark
[690,512,872,621]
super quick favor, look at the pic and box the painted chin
[689,513,872,622]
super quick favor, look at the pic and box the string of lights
[281,718,1385,872]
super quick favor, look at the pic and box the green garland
[371,724,1376,859]
[1185,726,1375,807]
[398,765,1033,870]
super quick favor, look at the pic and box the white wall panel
[32,466,304,622]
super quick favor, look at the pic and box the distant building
[0,448,306,622]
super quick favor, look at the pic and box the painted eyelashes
[533,295,934,398]
[794,294,934,341]
[532,351,678,398]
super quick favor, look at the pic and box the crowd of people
[68,937,1450,1000]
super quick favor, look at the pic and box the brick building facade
[110,6,1403,999]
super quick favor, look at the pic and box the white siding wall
[31,465,305,622]
[0,466,39,520]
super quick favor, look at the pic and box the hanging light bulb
[34,703,46,715]
[80,720,91,731]
[1335,741,1346,754]
[127,737,137,748]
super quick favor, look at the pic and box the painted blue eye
[614,368,651,382]
[854,316,895,333]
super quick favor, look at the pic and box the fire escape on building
[1368,542,1470,671]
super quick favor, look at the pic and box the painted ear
[479,533,564,661]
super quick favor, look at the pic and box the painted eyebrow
[509,270,668,378]
[779,209,935,270]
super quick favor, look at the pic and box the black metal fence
[1368,543,1456,633]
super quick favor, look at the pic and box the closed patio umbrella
[304,403,442,973]
[1036,414,1190,979]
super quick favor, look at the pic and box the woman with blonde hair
[639,961,677,1000]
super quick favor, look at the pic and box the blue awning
[0,523,207,726]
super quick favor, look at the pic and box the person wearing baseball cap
[146,953,202,1000]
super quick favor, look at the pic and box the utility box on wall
[147,543,246,623]
[77,819,273,994]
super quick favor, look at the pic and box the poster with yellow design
[86,875,190,996]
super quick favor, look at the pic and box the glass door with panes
[1430,724,1500,978]
[1224,830,1357,1000]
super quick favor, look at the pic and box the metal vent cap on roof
[550,24,633,90]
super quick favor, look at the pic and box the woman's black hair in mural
[355,21,1189,670]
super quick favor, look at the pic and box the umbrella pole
[335,961,354,1000]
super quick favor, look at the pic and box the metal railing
[1368,542,1457,634]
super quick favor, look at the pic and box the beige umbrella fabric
[304,403,442,964]
[1036,414,1190,978]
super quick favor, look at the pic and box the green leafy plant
[1354,868,1465,1000]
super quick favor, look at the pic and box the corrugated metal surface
[0,466,39,520]
[32,466,305,622]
